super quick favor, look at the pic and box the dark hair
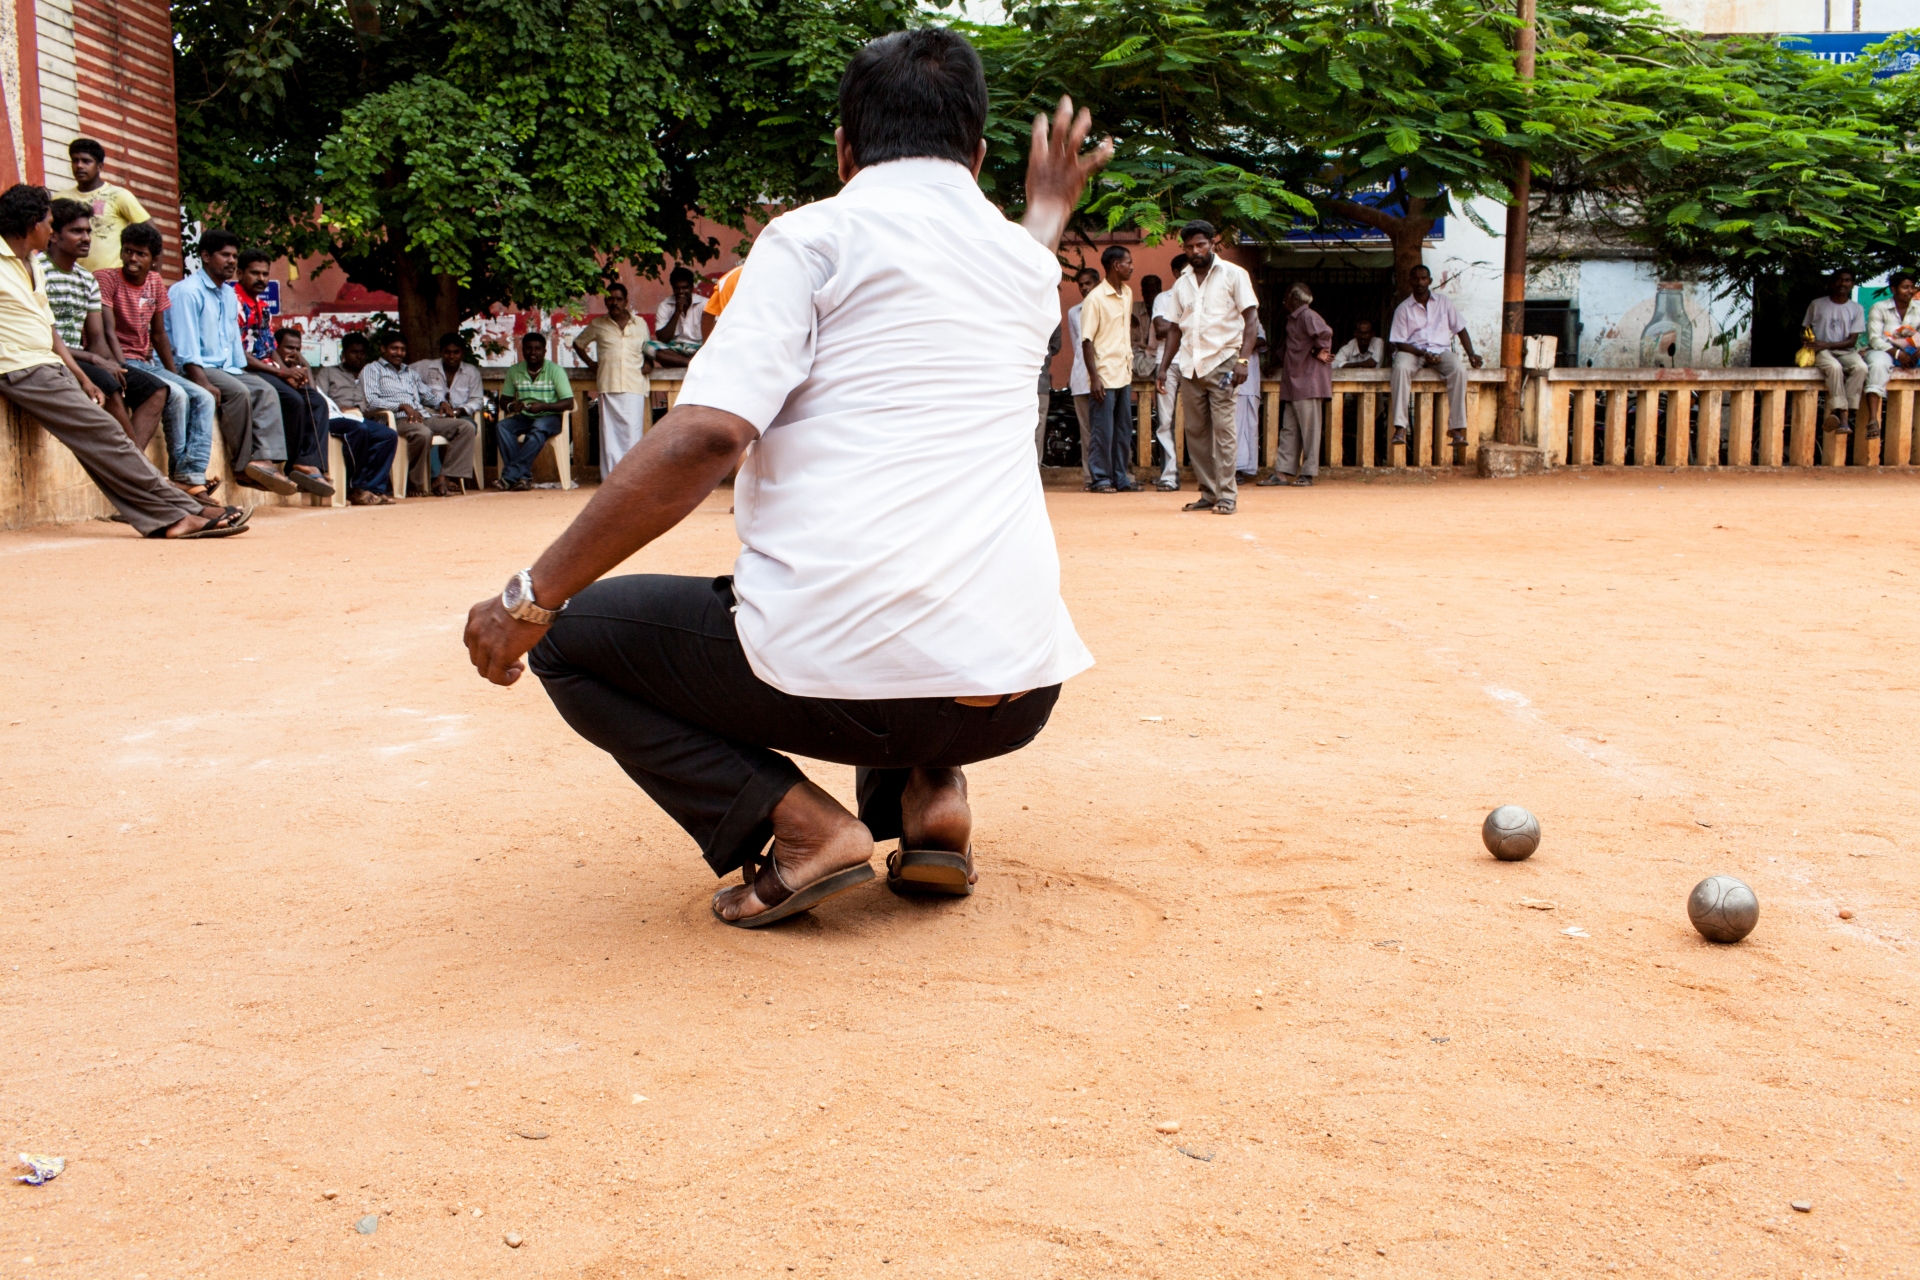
[604,281,628,298]
[49,198,91,234]
[1179,220,1216,243]
[1893,272,1917,289]
[274,326,303,345]
[1140,274,1163,299]
[340,332,372,352]
[838,29,986,169]
[198,228,240,257]
[381,333,408,350]
[237,248,273,272]
[521,331,547,346]
[1354,317,1375,329]
[120,221,163,257]
[1409,263,1432,278]
[668,267,695,288]
[1170,253,1190,275]
[1074,266,1100,285]
[68,137,106,164]
[1100,245,1131,270]
[437,332,466,353]
[0,185,51,238]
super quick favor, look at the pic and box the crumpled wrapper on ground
[16,1154,64,1185]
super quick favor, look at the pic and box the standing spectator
[52,138,150,272]
[1037,319,1061,463]
[37,198,167,449]
[1079,245,1138,492]
[413,332,485,423]
[314,332,374,413]
[1147,255,1187,491]
[97,221,217,503]
[0,184,241,537]
[1388,265,1481,448]
[1261,284,1333,487]
[1233,321,1267,481]
[1864,271,1920,439]
[275,327,399,505]
[574,283,650,473]
[494,331,574,491]
[1805,269,1866,436]
[165,228,298,494]
[1156,221,1259,515]
[1065,265,1099,484]
[1334,319,1385,368]
[644,267,706,369]
[236,249,332,497]
[362,334,478,496]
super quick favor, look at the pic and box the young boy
[95,221,218,501]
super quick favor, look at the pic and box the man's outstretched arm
[1020,97,1113,255]
[463,405,755,685]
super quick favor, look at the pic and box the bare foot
[713,779,873,922]
[901,767,975,883]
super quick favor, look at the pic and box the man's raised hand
[1021,97,1113,254]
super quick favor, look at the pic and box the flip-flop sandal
[150,506,249,539]
[711,847,874,929]
[887,845,974,897]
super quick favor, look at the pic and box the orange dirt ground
[3,470,1918,1279]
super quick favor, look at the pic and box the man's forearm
[530,406,752,605]
[1157,326,1183,383]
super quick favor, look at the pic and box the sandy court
[3,470,1918,1277]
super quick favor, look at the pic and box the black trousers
[531,574,1062,878]
[257,371,326,469]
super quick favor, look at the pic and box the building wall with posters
[0,0,180,273]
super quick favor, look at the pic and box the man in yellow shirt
[1078,244,1138,492]
[572,281,650,472]
[52,138,151,272]
[0,183,242,538]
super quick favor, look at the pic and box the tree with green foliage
[174,0,904,352]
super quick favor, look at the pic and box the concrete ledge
[1477,443,1551,479]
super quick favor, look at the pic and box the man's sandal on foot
[711,848,875,929]
[887,845,973,897]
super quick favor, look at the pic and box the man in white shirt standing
[1144,262,1182,490]
[1864,271,1919,439]
[1156,221,1259,514]
[1804,270,1867,436]
[575,281,652,472]
[463,30,1107,928]
[1388,264,1482,448]
[1065,265,1098,484]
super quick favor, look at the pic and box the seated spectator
[1334,319,1385,368]
[314,332,374,413]
[0,184,242,537]
[236,249,332,497]
[37,198,167,449]
[361,334,477,497]
[274,327,399,505]
[1864,271,1920,438]
[164,228,298,494]
[573,283,649,472]
[643,266,705,369]
[413,332,484,423]
[52,137,150,272]
[96,220,218,503]
[1805,269,1866,435]
[494,331,573,490]
[1388,265,1481,447]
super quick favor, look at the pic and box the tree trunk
[1321,196,1434,299]
[387,226,464,363]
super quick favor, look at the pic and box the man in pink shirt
[1388,264,1482,448]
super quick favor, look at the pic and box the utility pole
[1496,0,1536,446]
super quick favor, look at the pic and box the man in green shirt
[494,331,573,491]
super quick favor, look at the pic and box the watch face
[503,574,526,610]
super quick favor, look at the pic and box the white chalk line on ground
[1224,526,1683,798]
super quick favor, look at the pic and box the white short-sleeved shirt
[675,158,1095,700]
[1803,296,1865,347]
[1168,257,1258,378]
[1067,303,1089,395]
[1150,288,1179,361]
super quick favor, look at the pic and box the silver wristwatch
[501,568,564,625]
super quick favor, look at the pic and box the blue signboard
[1779,32,1916,78]
[1282,186,1446,246]
[263,280,281,315]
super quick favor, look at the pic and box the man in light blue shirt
[165,228,297,494]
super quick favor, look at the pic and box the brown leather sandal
[711,847,874,929]
[886,845,973,898]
